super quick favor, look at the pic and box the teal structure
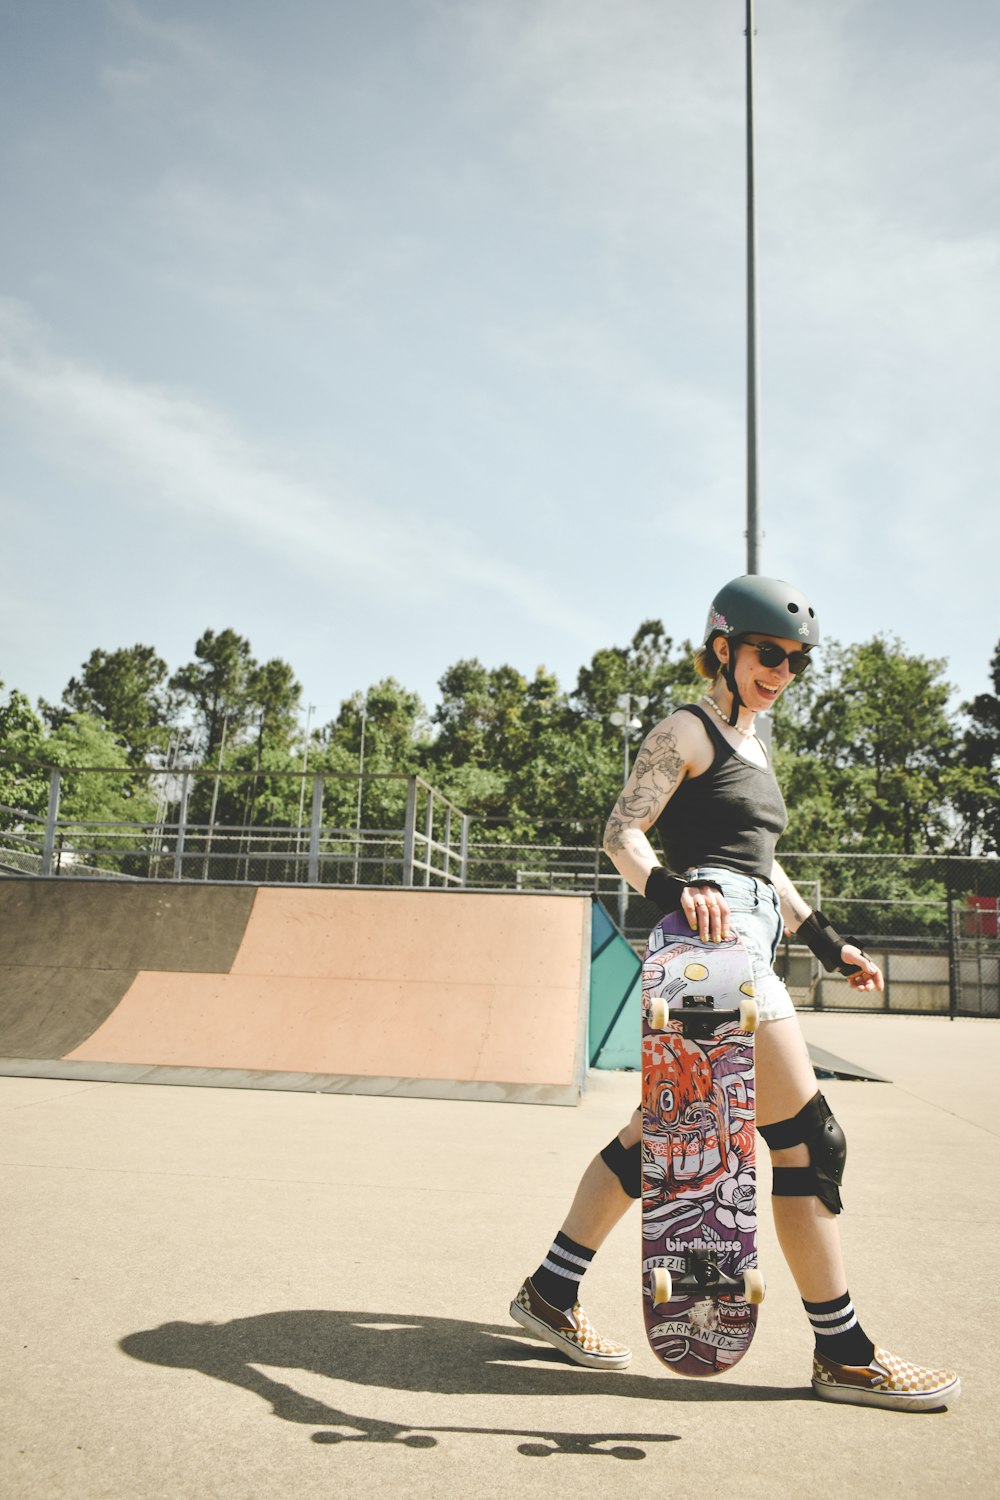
[588,898,642,1070]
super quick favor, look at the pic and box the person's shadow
[119,1309,804,1460]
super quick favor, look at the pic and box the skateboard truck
[649,1252,766,1309]
[678,994,733,1039]
[647,993,758,1036]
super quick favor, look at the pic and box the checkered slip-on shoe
[812,1346,960,1411]
[509,1277,631,1371]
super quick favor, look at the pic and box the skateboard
[641,910,763,1376]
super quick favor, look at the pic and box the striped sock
[803,1291,875,1366]
[531,1232,596,1312]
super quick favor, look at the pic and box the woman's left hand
[841,944,884,992]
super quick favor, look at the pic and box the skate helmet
[704,576,820,649]
[702,576,820,724]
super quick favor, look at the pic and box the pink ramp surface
[65,890,590,1098]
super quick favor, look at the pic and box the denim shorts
[683,865,796,1023]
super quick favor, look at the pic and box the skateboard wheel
[743,1268,765,1305]
[647,999,668,1030]
[739,995,758,1033]
[650,1267,672,1307]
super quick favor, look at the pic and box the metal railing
[0,768,469,889]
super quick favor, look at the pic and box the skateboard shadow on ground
[119,1309,806,1459]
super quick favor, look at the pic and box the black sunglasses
[741,640,813,675]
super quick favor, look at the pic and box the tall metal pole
[609,694,648,931]
[745,0,762,574]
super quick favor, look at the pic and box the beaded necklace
[700,692,757,741]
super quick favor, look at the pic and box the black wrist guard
[797,909,861,976]
[644,866,723,917]
[644,866,687,915]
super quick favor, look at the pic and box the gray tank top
[654,704,787,879]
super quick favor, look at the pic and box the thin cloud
[0,302,597,642]
[105,0,226,73]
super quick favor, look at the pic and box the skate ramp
[588,899,642,1070]
[0,879,255,1057]
[0,882,590,1105]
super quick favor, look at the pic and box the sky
[1,0,998,735]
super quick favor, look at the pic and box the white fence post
[402,777,417,886]
[41,769,61,876]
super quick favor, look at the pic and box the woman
[510,575,959,1410]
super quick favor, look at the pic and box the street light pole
[745,0,761,576]
[744,1,774,756]
[609,692,649,930]
[609,692,649,781]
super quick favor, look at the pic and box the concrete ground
[2,1012,995,1500]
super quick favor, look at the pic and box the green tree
[431,660,537,771]
[422,659,620,844]
[572,620,699,724]
[248,657,303,756]
[201,656,307,830]
[47,644,174,765]
[332,679,429,770]
[0,694,157,870]
[170,628,257,760]
[302,678,430,834]
[775,637,956,855]
[556,621,703,847]
[505,711,619,845]
[169,632,303,841]
[426,661,568,837]
[770,638,964,937]
[171,630,303,763]
[422,632,700,845]
[940,762,998,858]
[44,714,156,826]
[955,640,1000,853]
[0,685,48,819]
[771,654,856,850]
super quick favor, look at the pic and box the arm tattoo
[604,817,651,859]
[603,725,685,855]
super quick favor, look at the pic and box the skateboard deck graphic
[641,910,762,1376]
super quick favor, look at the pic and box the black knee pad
[759,1092,846,1215]
[600,1136,642,1199]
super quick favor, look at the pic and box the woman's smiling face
[716,634,806,713]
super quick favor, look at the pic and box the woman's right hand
[680,882,732,943]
